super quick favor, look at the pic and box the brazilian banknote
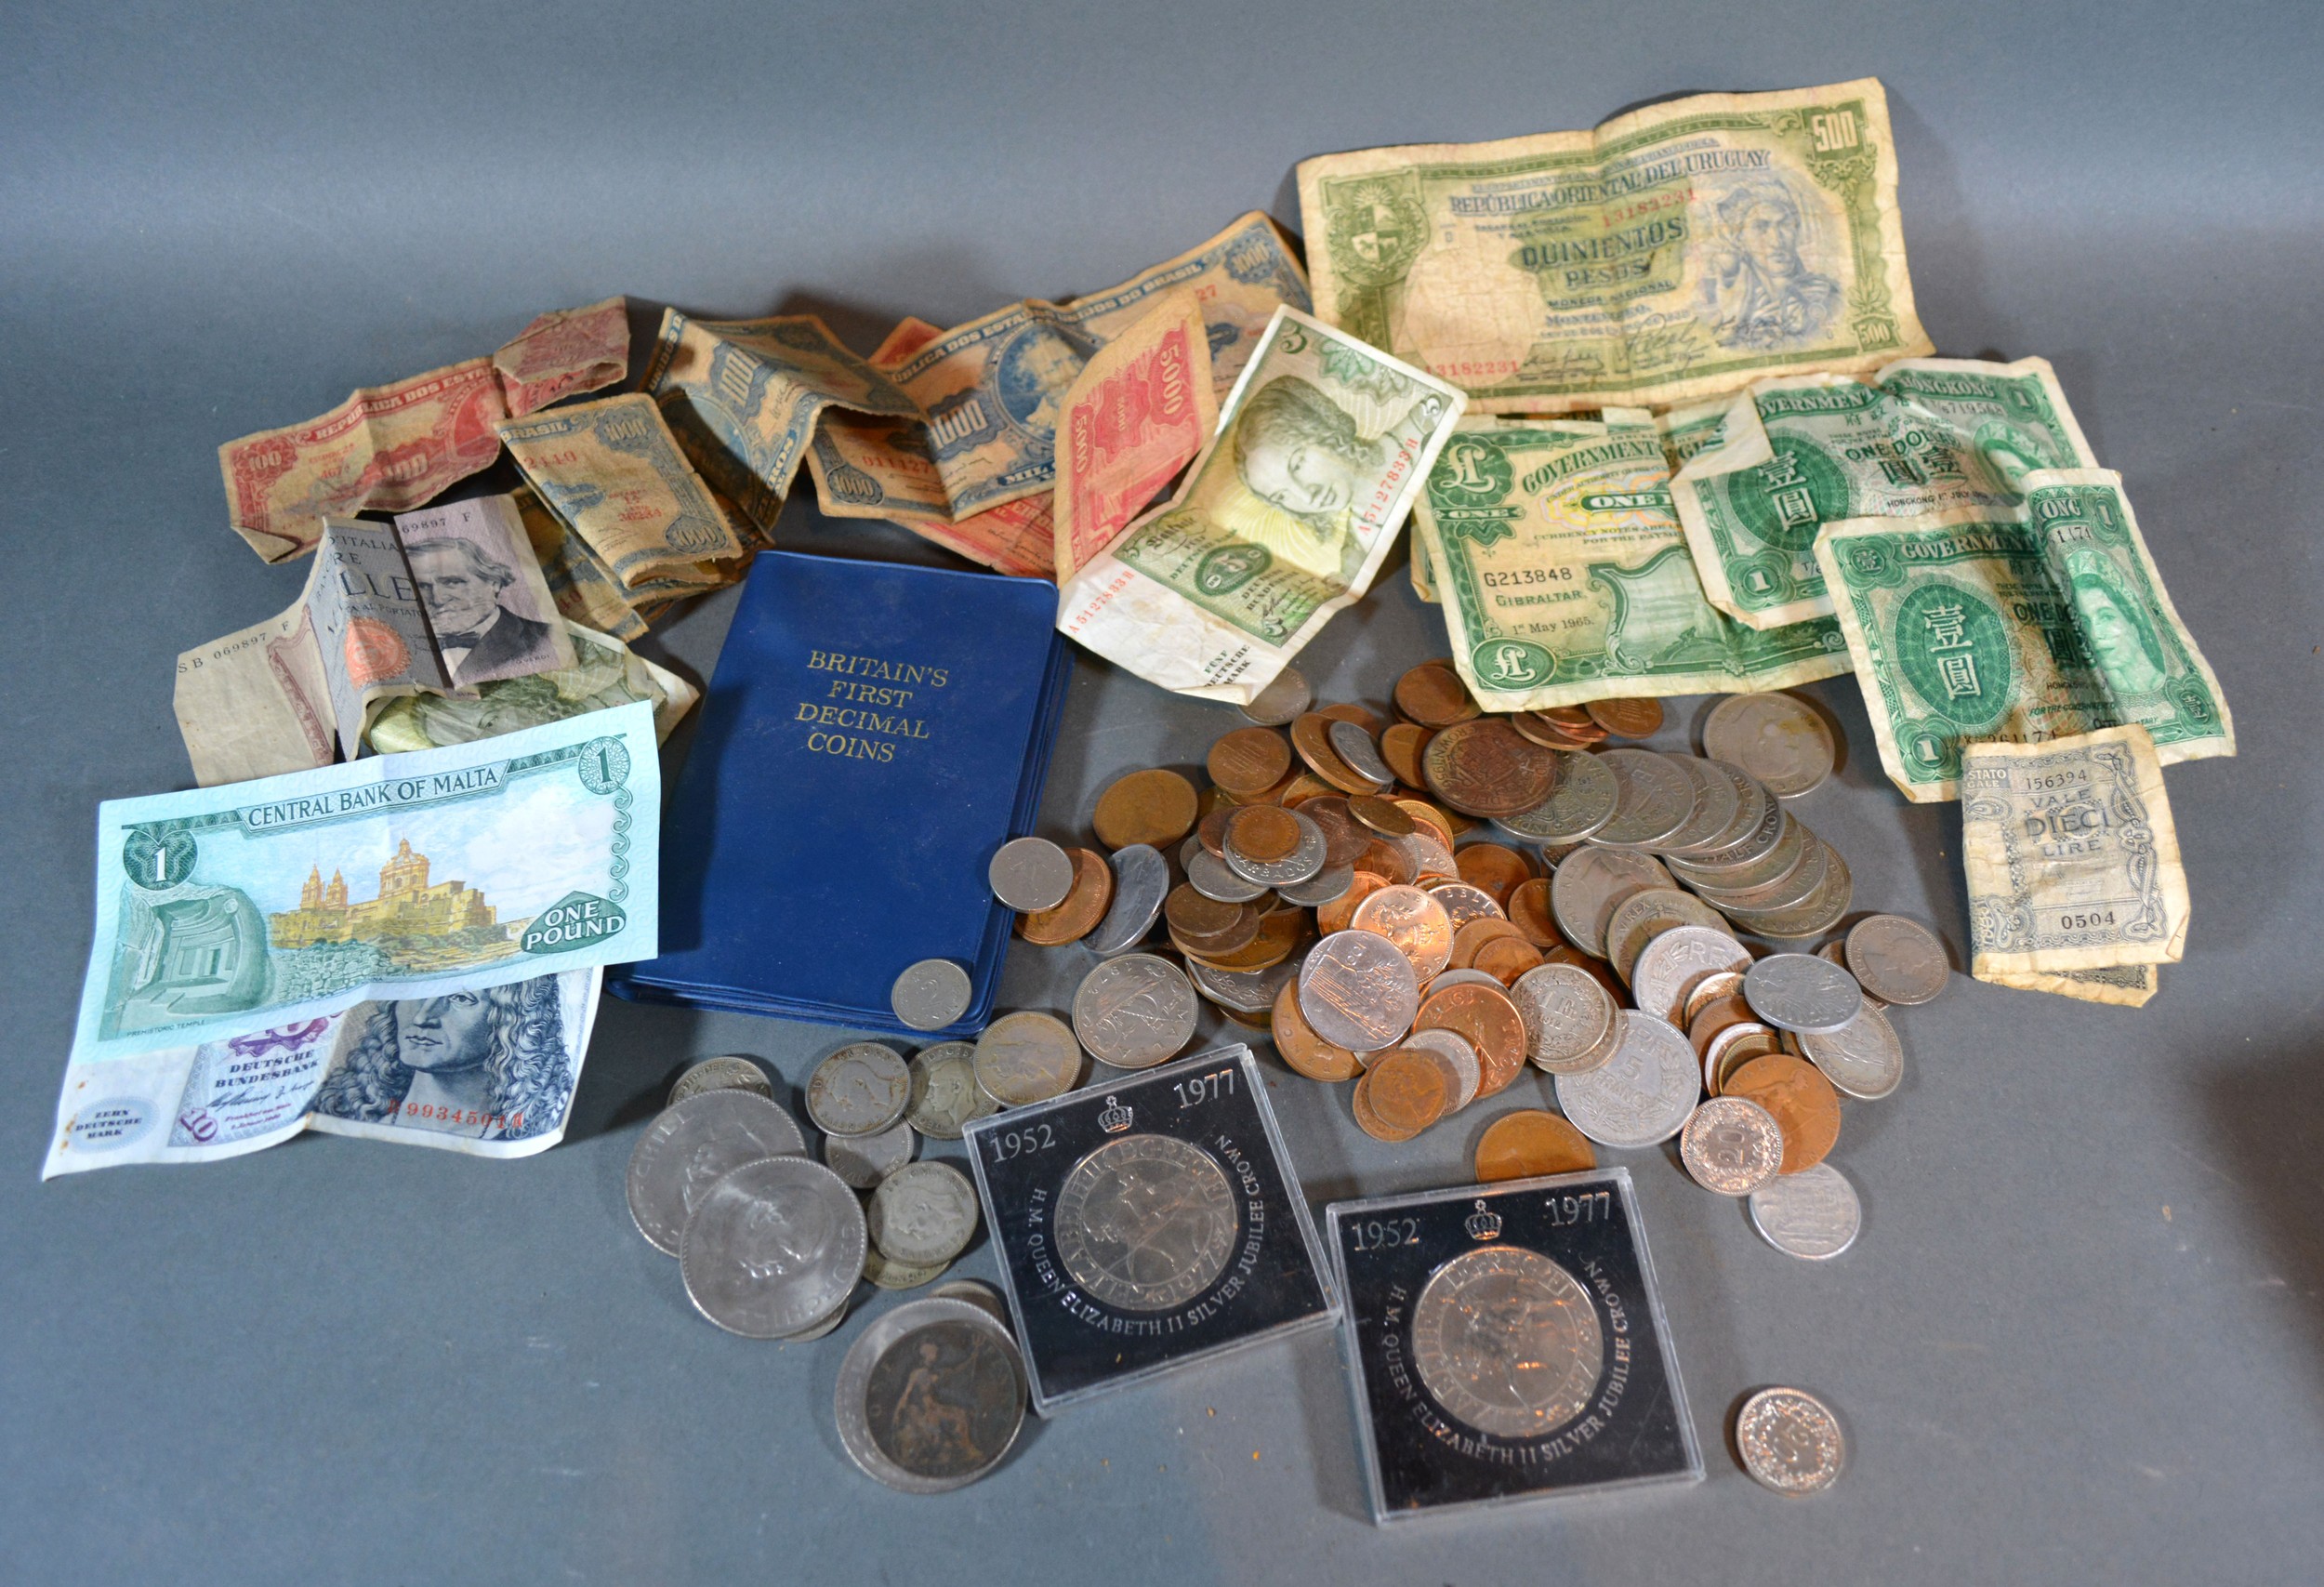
[1298,80,1929,416]
[1060,306,1465,703]
[1409,413,1850,709]
[1673,356,2100,628]
[1815,469,2234,801]
[499,394,749,588]
[1961,725,2187,1007]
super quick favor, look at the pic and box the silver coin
[865,1246,951,1291]
[1844,915,1949,1005]
[1679,1096,1785,1196]
[667,1055,773,1108]
[1425,967,1510,998]
[1187,844,1272,903]
[868,1160,982,1267]
[781,1291,852,1339]
[1298,929,1421,1051]
[1724,845,1853,940]
[1630,925,1753,1027]
[930,1277,1011,1329]
[806,1042,913,1137]
[1743,953,1863,1034]
[1499,751,1618,844]
[1591,748,1697,847]
[1412,1245,1603,1439]
[1509,962,1615,1072]
[680,1156,865,1339]
[1605,888,1733,985]
[1645,755,1742,854]
[825,1118,916,1188]
[1072,953,1199,1070]
[987,836,1075,911]
[1702,694,1834,800]
[1401,1026,1482,1112]
[1672,809,1809,898]
[1797,1001,1905,1100]
[1668,775,1787,872]
[1692,827,1829,914]
[1735,1386,1846,1495]
[1749,1163,1863,1260]
[1391,830,1459,882]
[1055,1134,1238,1312]
[890,959,972,1031]
[836,1297,1026,1494]
[1184,945,1307,1016]
[1221,810,1327,887]
[1238,664,1312,727]
[906,1041,996,1140]
[1423,881,1505,929]
[1274,862,1355,906]
[1554,1012,1701,1147]
[1087,843,1169,955]
[1327,719,1394,787]
[1550,844,1675,958]
[626,1090,807,1256]
[971,1012,1083,1107]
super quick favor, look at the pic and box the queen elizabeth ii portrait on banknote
[2066,548,2171,699]
[310,976,573,1140]
[1698,176,1842,351]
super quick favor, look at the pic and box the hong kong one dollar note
[1058,306,1465,703]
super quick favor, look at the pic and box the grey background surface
[5,3,2320,1581]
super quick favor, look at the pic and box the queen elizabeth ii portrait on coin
[310,975,574,1140]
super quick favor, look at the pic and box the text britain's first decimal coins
[1073,954,1199,1070]
[1701,694,1834,799]
[1679,1096,1784,1196]
[1554,1012,1701,1149]
[1743,953,1863,1034]
[1749,1162,1863,1261]
[891,959,972,1031]
[1413,1246,1604,1439]
[1055,1134,1238,1312]
[626,1089,807,1256]
[837,1297,1028,1494]
[1735,1386,1847,1496]
[680,1156,865,1339]
[1086,842,1169,955]
[973,1011,1083,1106]
[868,1160,982,1268]
[1843,914,1950,1005]
[667,1055,772,1108]
[806,1042,912,1137]
[906,1042,994,1139]
[987,836,1075,912]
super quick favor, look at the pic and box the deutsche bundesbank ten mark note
[1050,289,1218,580]
[1960,724,2188,1007]
[1297,80,1929,416]
[1815,469,2234,801]
[1672,356,2101,629]
[1059,306,1465,704]
[498,393,750,589]
[43,968,602,1177]
[1409,413,1849,710]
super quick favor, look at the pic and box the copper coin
[1183,905,1307,972]
[1276,771,1335,806]
[1455,842,1533,906]
[1687,990,1760,1056]
[1317,702,1384,734]
[1289,712,1375,795]
[1422,718,1559,818]
[1723,1054,1842,1173]
[1017,847,1115,946]
[1379,722,1434,787]
[1366,1049,1450,1134]
[1298,796,1372,866]
[1586,697,1665,738]
[1093,769,1199,850]
[1342,792,1411,839]
[1352,884,1455,979]
[1415,983,1528,1097]
[1393,798,1459,851]
[1350,1071,1418,1143]
[1512,711,1596,750]
[1165,887,1259,956]
[1449,917,1525,969]
[1507,878,1564,950]
[1474,1110,1599,1182]
[1707,1025,1787,1096]
[1272,978,1360,1082]
[1225,803,1301,866]
[1208,727,1293,797]
[1543,706,1597,729]
[1353,838,1416,887]
[1472,936,1546,986]
[1196,803,1234,857]
[1317,870,1389,934]
[1393,662,1479,729]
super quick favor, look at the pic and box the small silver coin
[987,836,1076,912]
[1651,756,1744,854]
[868,1160,982,1267]
[1499,751,1617,844]
[1274,862,1355,907]
[1669,779,1788,874]
[1605,889,1733,985]
[1073,953,1200,1070]
[1087,843,1169,955]
[1676,812,1813,903]
[971,1012,1084,1107]
[1630,925,1753,1027]
[825,1118,917,1188]
[1185,946,1308,1016]
[865,1247,951,1291]
[1238,664,1312,727]
[1054,1134,1238,1312]
[1665,760,1775,858]
[781,1292,852,1341]
[835,1297,1026,1494]
[1413,1245,1603,1439]
[1743,953,1864,1034]
[1679,1096,1785,1196]
[1327,719,1395,787]
[1735,1386,1847,1495]
[1401,1025,1482,1112]
[906,1041,996,1140]
[1423,881,1505,929]
[931,1277,1011,1329]
[1298,929,1421,1051]
[1509,962,1616,1073]
[1425,967,1510,998]
[1748,1162,1863,1260]
[806,1042,913,1137]
[1554,1012,1701,1148]
[1843,915,1949,1005]
[667,1055,773,1108]
[680,1156,865,1339]
[1221,810,1327,887]
[1725,843,1853,941]
[1591,748,1697,847]
[1702,694,1834,800]
[891,959,973,1031]
[626,1090,807,1256]
[1797,1002,1905,1101]
[1187,845,1271,904]
[1550,844,1675,959]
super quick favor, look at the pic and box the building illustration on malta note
[270,839,511,962]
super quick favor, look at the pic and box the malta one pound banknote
[1059,306,1465,703]
[1409,413,1850,710]
[1298,79,1930,415]
[1816,469,2234,801]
